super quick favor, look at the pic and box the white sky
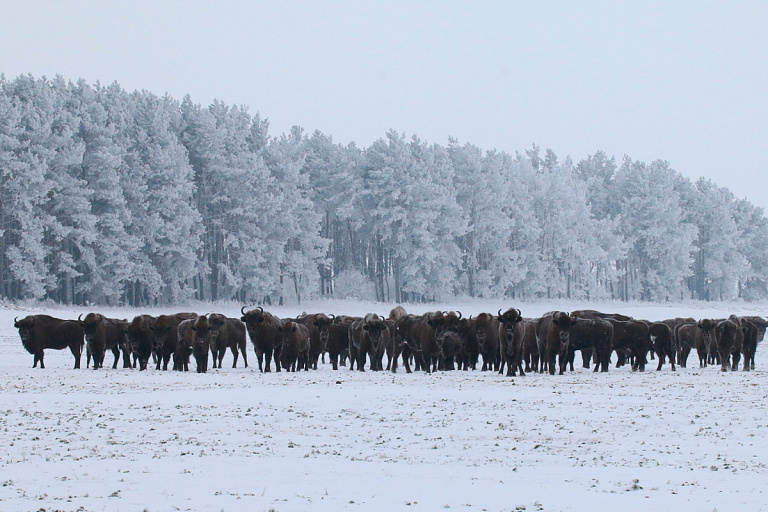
[2,1,767,210]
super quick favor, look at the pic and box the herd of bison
[10,307,768,375]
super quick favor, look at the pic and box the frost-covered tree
[260,126,327,304]
[613,158,695,301]
[731,198,768,300]
[122,90,201,304]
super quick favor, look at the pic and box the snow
[2,299,768,511]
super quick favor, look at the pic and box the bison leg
[330,352,339,371]
[70,344,82,369]
[226,346,236,368]
[122,347,132,368]
[111,346,120,369]
[264,348,274,372]
[255,350,265,372]
[356,351,366,372]
[240,343,248,368]
[732,351,741,371]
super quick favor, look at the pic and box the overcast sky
[2,1,766,210]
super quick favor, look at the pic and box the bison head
[14,316,34,344]
[192,315,212,347]
[697,318,717,353]
[551,311,575,349]
[80,313,104,343]
[363,313,388,350]
[313,313,333,349]
[428,311,461,350]
[498,308,523,341]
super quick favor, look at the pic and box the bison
[281,321,310,372]
[521,319,539,373]
[295,313,334,370]
[241,307,284,372]
[327,315,357,370]
[497,308,525,376]
[14,315,84,369]
[125,315,156,371]
[648,322,675,371]
[177,315,214,373]
[716,317,744,371]
[536,311,576,375]
[79,313,129,369]
[207,313,248,369]
[737,316,765,370]
[394,314,427,373]
[678,319,717,368]
[474,313,501,372]
[566,317,613,373]
[457,316,479,371]
[349,314,391,371]
[151,313,197,371]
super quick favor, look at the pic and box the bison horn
[498,309,503,317]
[456,311,462,320]
[241,306,247,315]
[14,316,18,323]
[329,314,335,320]
[78,313,84,322]
[516,308,521,317]
[257,306,264,315]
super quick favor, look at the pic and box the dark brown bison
[387,307,408,372]
[457,316,479,371]
[395,314,426,373]
[327,315,357,370]
[421,311,462,371]
[678,319,718,368]
[658,317,695,367]
[349,313,391,371]
[151,313,196,371]
[536,311,576,375]
[606,319,651,371]
[738,316,766,370]
[648,322,674,371]
[716,317,744,371]
[125,315,156,371]
[497,308,525,376]
[280,321,310,372]
[474,312,501,371]
[207,313,248,369]
[521,319,539,373]
[78,313,129,369]
[401,313,441,373]
[177,315,213,373]
[566,317,613,373]
[295,313,334,370]
[14,315,84,369]
[241,307,284,372]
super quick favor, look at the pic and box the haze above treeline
[1,74,765,306]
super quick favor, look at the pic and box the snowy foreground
[2,299,768,512]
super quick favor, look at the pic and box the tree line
[1,74,766,306]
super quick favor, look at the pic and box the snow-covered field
[2,299,768,512]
